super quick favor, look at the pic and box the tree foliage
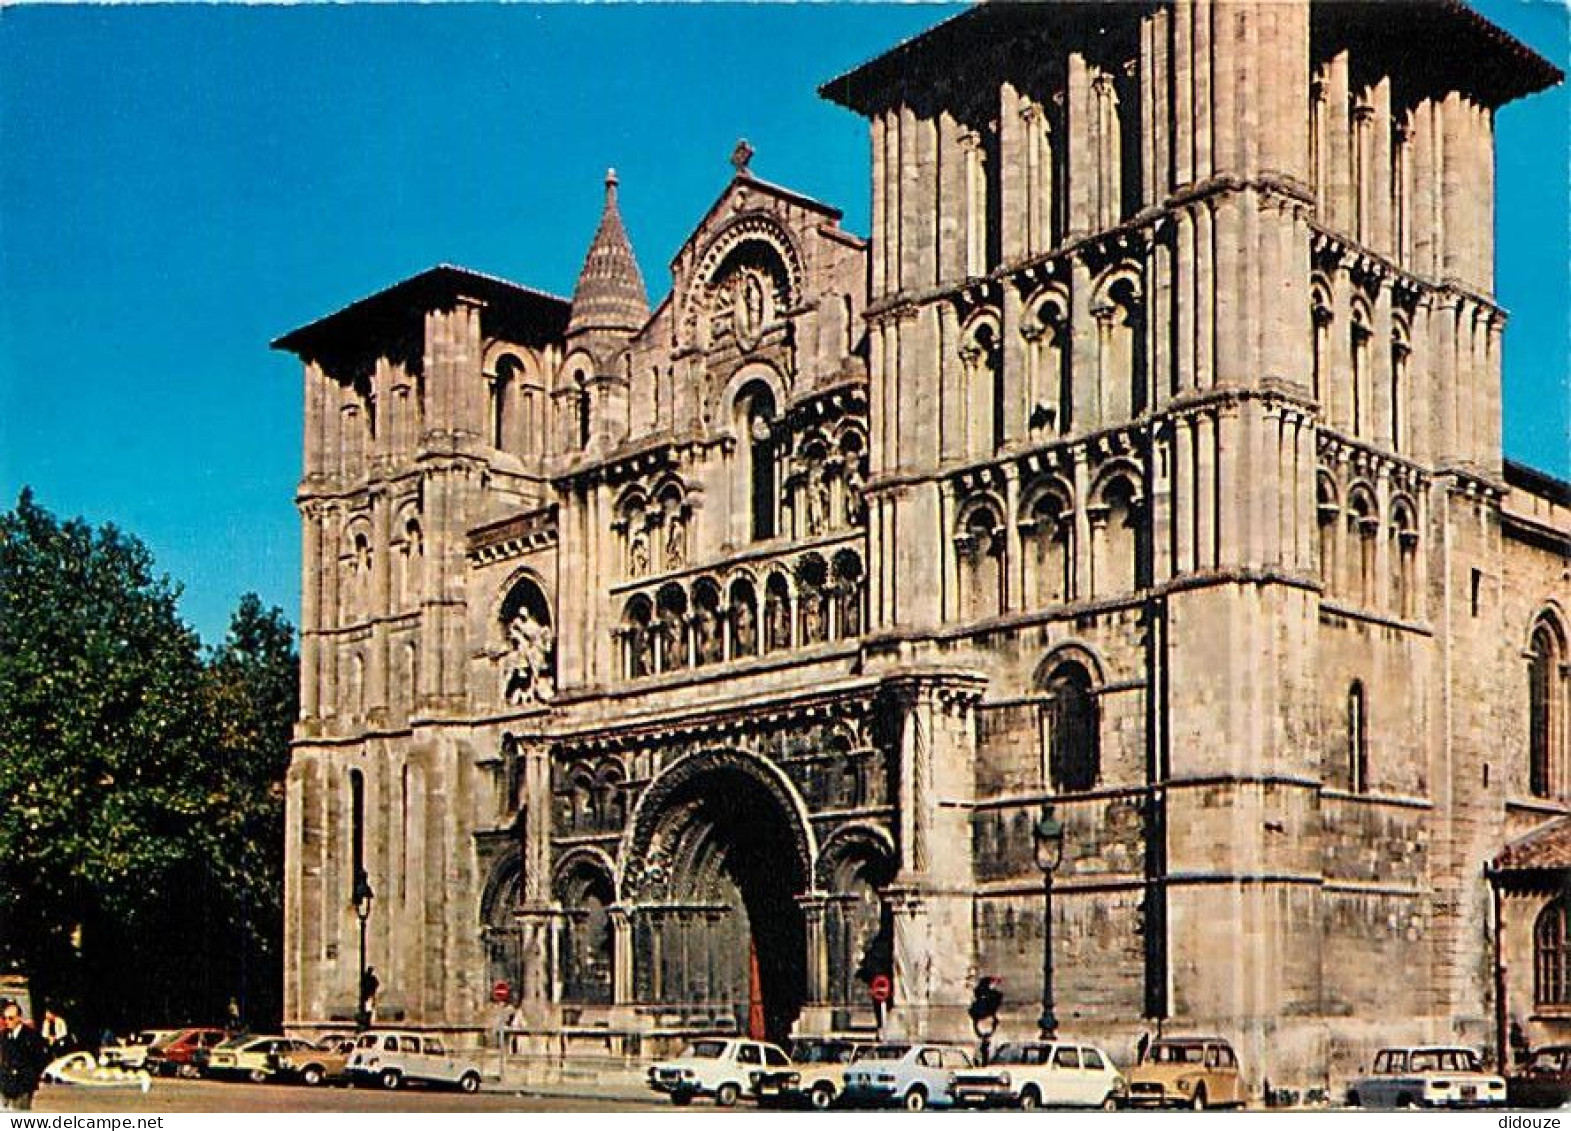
[0,489,297,1033]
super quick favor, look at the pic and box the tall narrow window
[1348,681,1368,793]
[1529,619,1562,799]
[350,768,367,896]
[737,383,778,542]
[1350,311,1372,438]
[1390,319,1410,453]
[1537,896,1570,1008]
[1045,662,1100,793]
[576,388,592,451]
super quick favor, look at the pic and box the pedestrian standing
[41,1010,67,1055]
[359,967,380,1026]
[0,1000,48,1111]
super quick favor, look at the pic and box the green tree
[0,488,214,1025]
[0,490,298,1033]
[200,593,298,1029]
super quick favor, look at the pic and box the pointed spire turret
[567,169,649,339]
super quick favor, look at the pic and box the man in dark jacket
[0,1000,48,1111]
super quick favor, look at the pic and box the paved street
[30,1078,678,1114]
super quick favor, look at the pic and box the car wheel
[379,1069,402,1091]
[904,1086,929,1112]
[1346,1090,1360,1108]
[1397,1093,1416,1109]
[1188,1086,1207,1111]
[1101,1093,1121,1112]
[458,1072,481,1095]
[810,1084,835,1110]
[671,1092,693,1106]
[1019,1086,1042,1111]
[716,1082,742,1107]
[301,1066,325,1087]
[248,1069,268,1084]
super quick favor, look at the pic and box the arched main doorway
[623,752,810,1044]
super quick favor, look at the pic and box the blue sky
[1,2,1565,645]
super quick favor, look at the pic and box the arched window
[961,314,1003,459]
[399,517,423,607]
[1043,662,1100,793]
[1024,296,1071,440]
[1093,473,1143,598]
[1021,487,1073,609]
[1349,488,1378,607]
[1094,272,1145,422]
[1317,474,1340,593]
[1390,318,1410,453]
[556,860,615,1004]
[1348,681,1369,793]
[956,501,1005,621]
[576,386,592,451]
[1529,617,1565,799]
[1390,500,1418,620]
[1311,281,1333,404]
[1536,895,1569,1008]
[1350,303,1373,438]
[492,354,522,451]
[736,383,778,542]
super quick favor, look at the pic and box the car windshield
[1529,1050,1565,1072]
[1150,1043,1206,1064]
[682,1041,728,1060]
[992,1044,1048,1066]
[214,1036,250,1050]
[791,1041,855,1065]
[355,1035,379,1049]
[1410,1049,1482,1073]
[855,1044,911,1062]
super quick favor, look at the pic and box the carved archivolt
[682,214,805,345]
[618,745,816,901]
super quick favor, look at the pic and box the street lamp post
[1032,806,1065,1040]
[353,871,375,1031]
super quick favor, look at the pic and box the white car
[42,1051,151,1092]
[646,1038,792,1106]
[841,1042,974,1111]
[1348,1046,1506,1109]
[951,1039,1125,1109]
[344,1030,484,1092]
[100,1030,181,1070]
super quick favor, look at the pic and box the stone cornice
[466,504,559,564]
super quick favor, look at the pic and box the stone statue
[664,515,687,569]
[503,607,555,705]
[802,587,826,644]
[844,464,866,526]
[693,604,722,665]
[629,532,649,577]
[807,471,834,536]
[766,589,791,651]
[732,595,758,656]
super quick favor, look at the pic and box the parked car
[202,1034,316,1083]
[147,1028,227,1078]
[271,1035,357,1087]
[646,1038,792,1106]
[1126,1036,1244,1109]
[1507,1046,1571,1109]
[951,1039,1125,1110]
[759,1037,865,1109]
[344,1030,483,1092]
[100,1030,182,1070]
[841,1042,973,1111]
[1347,1046,1506,1109]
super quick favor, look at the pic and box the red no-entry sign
[492,980,511,1003]
[868,974,892,1004]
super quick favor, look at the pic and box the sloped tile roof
[1494,817,1571,873]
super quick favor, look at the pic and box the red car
[147,1028,228,1077]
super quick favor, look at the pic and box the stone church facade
[275,1,1570,1094]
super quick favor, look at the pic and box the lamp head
[1032,806,1065,874]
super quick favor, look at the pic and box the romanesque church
[274,0,1570,1094]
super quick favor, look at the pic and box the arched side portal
[620,750,814,1044]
